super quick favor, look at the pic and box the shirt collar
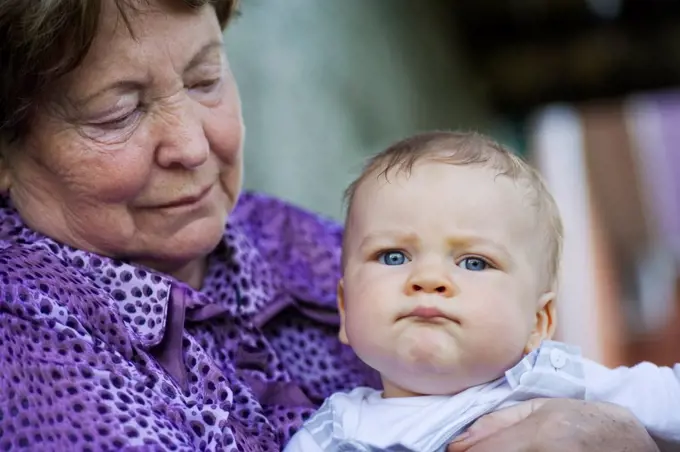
[55,223,280,348]
[37,237,173,349]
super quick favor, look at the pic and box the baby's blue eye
[458,257,489,271]
[378,251,409,266]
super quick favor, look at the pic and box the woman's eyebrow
[74,80,145,108]
[184,40,224,72]
[72,41,225,108]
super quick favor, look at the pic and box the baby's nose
[407,274,455,297]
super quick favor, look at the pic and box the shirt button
[550,348,568,369]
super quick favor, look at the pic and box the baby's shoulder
[325,386,380,407]
[309,386,380,421]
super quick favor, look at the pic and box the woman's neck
[137,257,208,290]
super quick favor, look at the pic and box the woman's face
[1,0,243,276]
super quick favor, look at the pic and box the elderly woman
[0,0,660,451]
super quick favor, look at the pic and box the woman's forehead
[94,0,221,54]
[62,1,223,96]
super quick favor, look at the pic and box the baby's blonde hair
[343,131,563,290]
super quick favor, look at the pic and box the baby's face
[339,161,555,397]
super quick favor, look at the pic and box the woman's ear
[524,292,557,354]
[337,279,349,345]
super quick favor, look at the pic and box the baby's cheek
[468,296,521,323]
[468,302,531,346]
[344,292,396,354]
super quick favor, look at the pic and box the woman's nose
[155,99,210,169]
[405,268,456,297]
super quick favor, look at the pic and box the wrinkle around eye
[77,112,142,145]
[91,109,142,129]
[188,77,222,91]
[186,78,225,105]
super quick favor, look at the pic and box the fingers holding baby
[447,398,659,452]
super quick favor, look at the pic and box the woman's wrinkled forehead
[96,0,221,48]
[56,0,223,103]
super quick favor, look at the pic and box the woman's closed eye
[93,109,142,130]
[377,250,410,266]
[186,75,225,106]
[188,78,222,93]
[457,257,492,271]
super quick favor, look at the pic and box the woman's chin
[127,216,226,268]
[164,220,225,259]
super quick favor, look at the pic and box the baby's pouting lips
[397,306,460,324]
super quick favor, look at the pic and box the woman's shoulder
[230,192,343,308]
[231,191,343,242]
[0,241,137,355]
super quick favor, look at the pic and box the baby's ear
[337,279,349,345]
[523,292,556,354]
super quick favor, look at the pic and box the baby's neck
[381,377,470,398]
[381,381,421,398]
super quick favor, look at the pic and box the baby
[285,131,680,451]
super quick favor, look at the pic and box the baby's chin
[377,348,509,397]
[394,330,462,368]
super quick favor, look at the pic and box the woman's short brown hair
[0,0,238,147]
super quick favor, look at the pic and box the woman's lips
[154,184,214,209]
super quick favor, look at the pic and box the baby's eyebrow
[358,231,419,249]
[446,235,504,249]
[446,235,514,262]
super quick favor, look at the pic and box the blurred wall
[226,0,492,219]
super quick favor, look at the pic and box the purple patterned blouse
[0,192,380,451]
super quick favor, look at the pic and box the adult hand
[447,398,659,452]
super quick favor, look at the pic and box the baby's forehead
[343,142,560,286]
[349,162,541,237]
[357,160,535,206]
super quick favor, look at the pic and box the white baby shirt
[284,341,680,452]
